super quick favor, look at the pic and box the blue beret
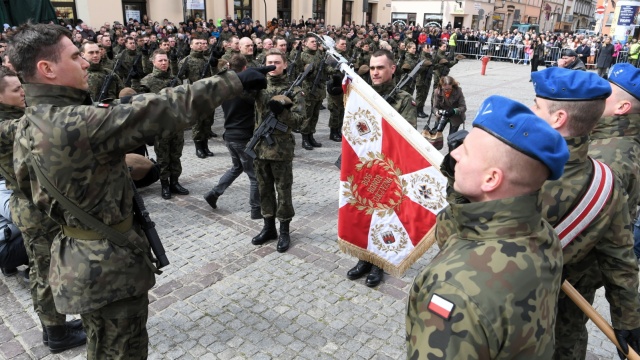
[608,63,640,101]
[472,95,569,180]
[531,67,611,101]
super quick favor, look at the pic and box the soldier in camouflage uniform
[178,36,214,158]
[415,45,434,118]
[431,41,464,98]
[400,42,418,95]
[239,37,260,68]
[9,23,266,358]
[251,49,305,253]
[528,68,640,360]
[0,67,87,353]
[347,49,417,288]
[221,35,240,63]
[407,96,569,359]
[326,36,348,142]
[114,37,144,91]
[140,49,189,200]
[81,42,123,101]
[589,63,640,263]
[297,34,330,150]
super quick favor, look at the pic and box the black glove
[268,100,285,115]
[169,51,178,62]
[614,328,640,360]
[441,130,468,177]
[327,74,343,96]
[237,67,274,90]
[443,108,456,117]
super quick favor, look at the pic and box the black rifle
[349,47,361,65]
[287,40,303,80]
[124,54,142,87]
[396,50,406,68]
[199,43,219,80]
[96,54,124,102]
[131,179,169,269]
[311,52,329,94]
[245,64,313,159]
[168,57,189,87]
[384,59,425,103]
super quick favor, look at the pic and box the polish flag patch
[428,294,455,320]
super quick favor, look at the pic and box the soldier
[431,41,464,97]
[400,42,418,94]
[8,22,266,358]
[528,68,640,360]
[178,36,215,158]
[0,66,87,353]
[112,35,125,55]
[239,37,260,67]
[407,96,569,358]
[251,49,305,252]
[204,54,261,220]
[326,36,348,142]
[298,34,330,150]
[221,35,240,62]
[415,45,434,118]
[98,44,114,70]
[99,34,113,60]
[140,49,189,200]
[114,36,143,91]
[81,42,123,101]
[347,49,417,287]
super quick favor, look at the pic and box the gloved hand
[614,328,640,360]
[402,63,412,73]
[327,74,343,96]
[421,60,433,68]
[441,130,468,177]
[357,65,370,76]
[169,51,178,62]
[443,108,456,117]
[439,58,449,64]
[237,66,275,90]
[455,54,466,60]
[268,95,293,115]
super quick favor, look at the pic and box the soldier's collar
[590,114,640,139]
[563,136,590,163]
[0,103,25,118]
[23,84,92,107]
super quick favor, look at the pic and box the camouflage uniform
[432,49,459,94]
[115,49,144,91]
[221,49,240,63]
[355,50,371,70]
[244,54,260,68]
[178,50,213,142]
[372,79,417,129]
[415,51,434,113]
[327,49,347,133]
[13,71,243,358]
[141,67,184,183]
[254,73,305,220]
[400,51,418,95]
[407,193,562,359]
[100,56,115,72]
[298,48,329,135]
[87,62,124,101]
[0,104,67,328]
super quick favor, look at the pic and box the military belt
[61,214,133,240]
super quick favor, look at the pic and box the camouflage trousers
[301,99,323,135]
[415,84,431,111]
[192,110,215,142]
[254,159,294,221]
[154,132,184,181]
[327,94,344,130]
[553,269,601,360]
[9,195,66,327]
[82,293,148,360]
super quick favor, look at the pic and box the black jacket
[221,90,256,142]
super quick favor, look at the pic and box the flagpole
[561,281,640,360]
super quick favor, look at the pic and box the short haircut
[80,41,98,53]
[265,48,286,63]
[150,49,167,61]
[125,36,134,43]
[371,49,394,63]
[547,99,606,136]
[228,54,247,72]
[0,66,18,89]
[7,23,71,81]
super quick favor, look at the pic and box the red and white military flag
[337,73,447,277]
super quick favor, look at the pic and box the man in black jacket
[203,54,261,220]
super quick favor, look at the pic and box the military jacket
[433,49,458,76]
[177,50,209,84]
[0,104,25,185]
[245,54,261,68]
[13,71,243,313]
[416,51,434,86]
[355,50,371,70]
[373,80,417,128]
[297,48,330,101]
[87,62,124,101]
[407,193,562,359]
[221,49,240,63]
[115,48,143,83]
[100,57,115,71]
[255,74,305,161]
[140,67,171,94]
[589,114,640,219]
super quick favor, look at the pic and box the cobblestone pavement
[0,60,633,359]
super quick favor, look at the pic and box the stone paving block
[0,339,25,358]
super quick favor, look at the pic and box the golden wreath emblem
[342,152,408,217]
[370,223,409,254]
[409,173,446,211]
[343,107,381,144]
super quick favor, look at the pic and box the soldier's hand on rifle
[268,95,293,115]
[614,327,640,360]
[421,60,433,68]
[327,74,343,95]
[237,67,271,90]
[357,65,369,76]
[401,63,412,73]
[439,58,449,64]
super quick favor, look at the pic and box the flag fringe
[337,227,437,278]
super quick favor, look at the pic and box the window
[277,0,291,24]
[313,0,326,21]
[234,0,252,21]
[184,0,206,23]
[605,11,614,26]
[51,0,78,25]
[342,1,352,25]
[423,13,442,27]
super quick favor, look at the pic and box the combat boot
[44,324,87,354]
[251,217,278,245]
[277,220,291,253]
[301,134,314,150]
[43,319,84,346]
[203,190,219,209]
[170,178,189,195]
[366,265,384,287]
[194,141,207,158]
[308,134,323,147]
[160,179,171,199]
[329,129,342,142]
[417,110,428,118]
[347,260,372,280]
[203,140,214,157]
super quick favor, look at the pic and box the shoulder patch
[428,293,455,320]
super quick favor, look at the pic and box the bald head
[239,37,253,56]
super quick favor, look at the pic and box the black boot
[194,141,207,158]
[277,220,290,253]
[204,190,219,209]
[301,134,314,150]
[347,260,372,280]
[251,217,278,245]
[43,319,84,346]
[44,323,87,354]
[329,128,342,142]
[417,110,428,118]
[170,178,189,195]
[203,140,214,157]
[308,134,323,147]
[160,179,171,199]
[365,265,384,287]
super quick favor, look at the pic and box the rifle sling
[30,156,160,274]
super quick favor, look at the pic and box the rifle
[96,54,124,102]
[245,64,313,159]
[349,47,361,65]
[131,179,169,269]
[199,44,218,80]
[396,50,406,68]
[124,54,142,87]
[168,57,189,87]
[384,59,425,103]
[310,52,328,94]
[287,40,303,80]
